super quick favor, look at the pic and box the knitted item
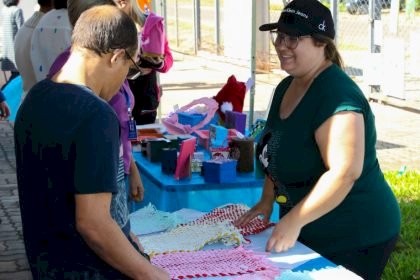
[140,221,246,256]
[151,246,280,280]
[213,75,247,121]
[185,204,274,236]
[129,203,180,235]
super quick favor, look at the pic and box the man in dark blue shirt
[14,5,169,280]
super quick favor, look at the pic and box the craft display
[213,75,248,122]
[202,159,237,183]
[184,204,274,236]
[249,119,267,142]
[210,147,230,160]
[151,246,280,280]
[139,221,246,256]
[225,111,247,134]
[162,97,219,135]
[174,137,196,180]
[145,139,173,162]
[177,112,206,127]
[229,137,255,172]
[136,128,164,141]
[161,148,178,174]
[195,129,240,150]
[209,124,229,148]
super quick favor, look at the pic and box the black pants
[325,234,399,280]
[128,71,159,125]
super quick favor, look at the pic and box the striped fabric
[1,5,24,71]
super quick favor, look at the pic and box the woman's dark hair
[72,5,138,58]
[312,34,344,69]
[53,0,67,9]
[3,0,19,7]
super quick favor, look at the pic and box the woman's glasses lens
[270,31,301,49]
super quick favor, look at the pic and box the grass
[382,170,420,280]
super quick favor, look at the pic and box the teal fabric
[2,75,23,122]
[262,64,401,255]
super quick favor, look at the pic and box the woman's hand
[234,198,273,227]
[266,213,302,253]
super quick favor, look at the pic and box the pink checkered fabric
[184,204,274,236]
[151,246,280,280]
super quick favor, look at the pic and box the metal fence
[163,0,420,103]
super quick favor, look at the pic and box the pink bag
[162,97,219,135]
[141,12,165,58]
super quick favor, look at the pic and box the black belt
[283,177,316,188]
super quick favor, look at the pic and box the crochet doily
[151,246,280,280]
[184,204,274,236]
[139,220,246,256]
[129,203,181,235]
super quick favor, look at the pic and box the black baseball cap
[259,0,335,39]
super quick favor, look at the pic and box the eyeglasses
[269,31,311,49]
[124,50,142,80]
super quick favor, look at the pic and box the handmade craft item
[225,111,247,134]
[185,204,274,236]
[229,137,255,172]
[213,75,248,122]
[139,221,246,256]
[202,159,237,183]
[161,148,178,174]
[151,246,280,280]
[209,124,229,148]
[174,137,196,180]
[129,203,179,235]
[145,139,171,162]
[177,112,206,127]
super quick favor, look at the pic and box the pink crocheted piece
[151,246,280,280]
[184,204,274,236]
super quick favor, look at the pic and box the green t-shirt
[259,64,401,255]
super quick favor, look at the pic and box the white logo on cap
[318,20,326,31]
[283,8,308,19]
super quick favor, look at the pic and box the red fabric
[151,247,280,280]
[213,75,246,121]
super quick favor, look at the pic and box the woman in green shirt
[235,0,401,279]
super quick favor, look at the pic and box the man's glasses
[269,31,311,49]
[125,50,142,80]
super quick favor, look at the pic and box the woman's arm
[156,37,173,73]
[129,155,144,202]
[266,111,365,252]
